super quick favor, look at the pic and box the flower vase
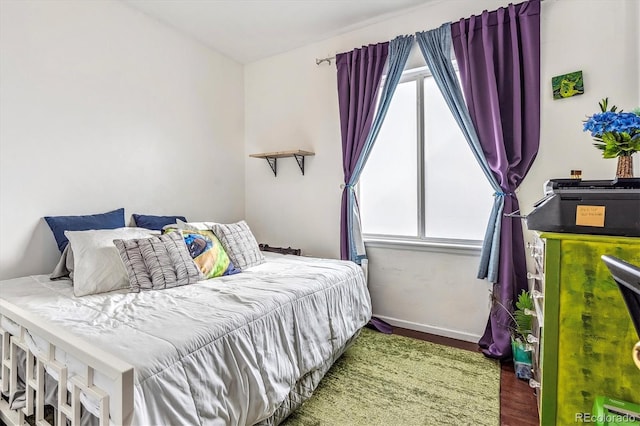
[511,338,532,380]
[616,156,634,179]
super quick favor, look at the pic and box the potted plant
[510,290,535,380]
[496,289,535,379]
[583,98,640,178]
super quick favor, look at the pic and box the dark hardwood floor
[499,362,539,426]
[392,326,539,426]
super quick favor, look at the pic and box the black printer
[526,178,640,237]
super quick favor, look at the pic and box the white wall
[519,0,639,214]
[245,0,639,342]
[0,0,245,279]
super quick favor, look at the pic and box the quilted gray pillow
[212,220,265,270]
[113,232,202,292]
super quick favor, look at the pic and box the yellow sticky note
[575,205,606,227]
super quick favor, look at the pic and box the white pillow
[65,227,156,297]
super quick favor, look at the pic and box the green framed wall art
[552,70,584,99]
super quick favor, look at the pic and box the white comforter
[0,253,371,425]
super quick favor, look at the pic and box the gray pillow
[212,220,265,270]
[51,244,75,280]
[113,232,202,292]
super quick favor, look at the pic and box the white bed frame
[0,299,134,426]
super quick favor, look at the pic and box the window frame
[360,65,485,254]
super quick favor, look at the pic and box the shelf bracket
[293,154,305,175]
[249,150,314,177]
[265,157,277,176]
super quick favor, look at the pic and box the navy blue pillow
[132,214,187,231]
[44,208,125,252]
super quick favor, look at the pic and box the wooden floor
[392,326,539,426]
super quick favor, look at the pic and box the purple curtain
[451,0,541,358]
[336,43,389,260]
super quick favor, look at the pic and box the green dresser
[538,233,640,425]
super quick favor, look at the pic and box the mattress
[0,253,371,425]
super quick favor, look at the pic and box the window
[359,67,493,244]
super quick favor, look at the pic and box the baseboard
[373,314,482,343]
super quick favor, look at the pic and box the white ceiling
[122,0,431,64]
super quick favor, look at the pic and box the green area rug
[282,328,500,426]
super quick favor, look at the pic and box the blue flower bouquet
[583,98,640,177]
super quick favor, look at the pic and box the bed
[0,243,371,425]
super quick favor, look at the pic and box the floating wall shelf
[249,150,315,177]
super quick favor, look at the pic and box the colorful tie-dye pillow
[165,228,240,279]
